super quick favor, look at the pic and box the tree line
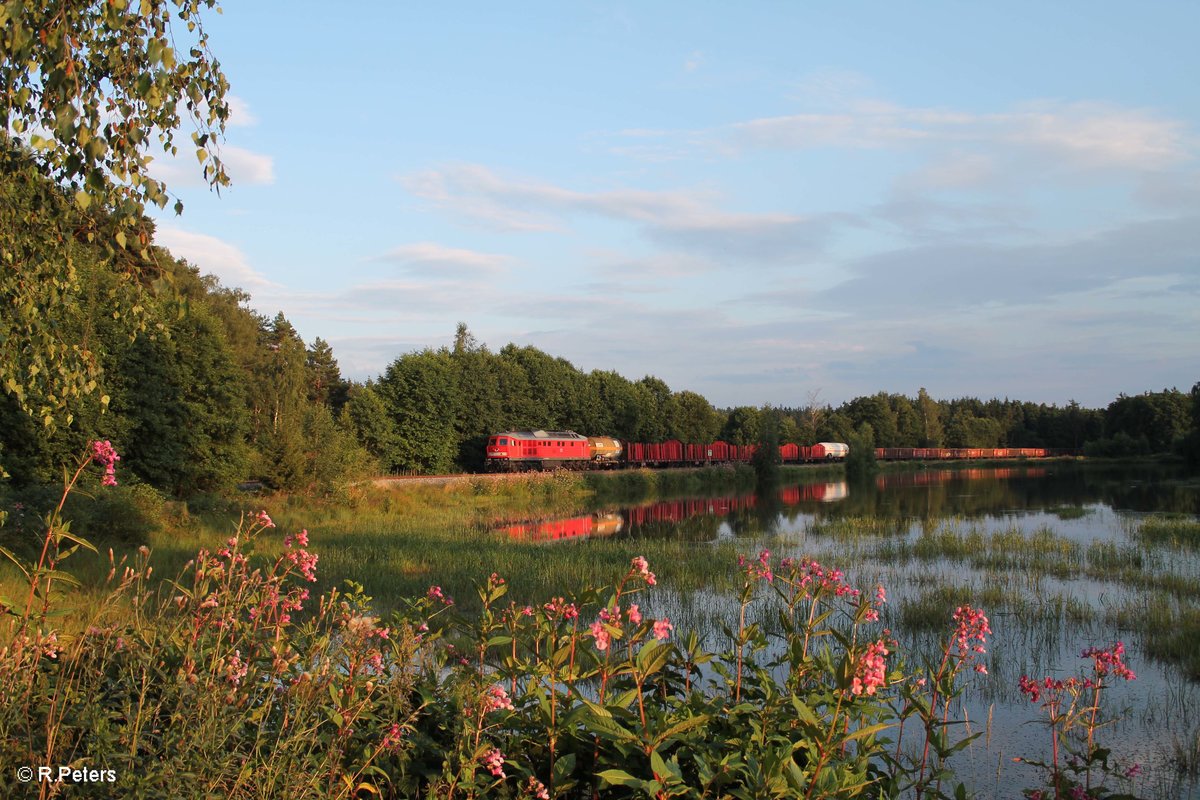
[3,150,1199,497]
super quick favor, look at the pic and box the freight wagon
[873,447,1049,460]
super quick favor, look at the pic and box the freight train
[483,430,848,472]
[484,430,1054,471]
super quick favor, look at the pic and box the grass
[1135,515,1200,550]
[1047,505,1091,520]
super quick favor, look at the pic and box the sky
[149,1,1200,410]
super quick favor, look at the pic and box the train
[484,430,1057,472]
[483,429,847,471]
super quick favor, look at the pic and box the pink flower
[543,597,578,620]
[951,605,991,662]
[1082,641,1136,681]
[850,639,889,696]
[590,620,610,651]
[526,777,550,800]
[627,603,642,625]
[381,723,405,752]
[483,685,515,713]
[255,510,275,529]
[740,549,774,583]
[482,747,506,779]
[631,555,656,585]
[90,440,120,486]
[653,617,673,640]
[225,649,249,686]
[286,547,318,582]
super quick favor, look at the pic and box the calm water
[499,463,1200,798]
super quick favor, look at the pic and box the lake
[496,462,1200,798]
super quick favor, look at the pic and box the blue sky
[150,1,1199,409]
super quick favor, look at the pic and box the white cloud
[220,145,275,185]
[401,163,844,263]
[225,95,259,127]
[375,242,512,277]
[154,226,276,291]
[150,143,274,189]
[731,99,1193,172]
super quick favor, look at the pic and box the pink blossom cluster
[589,620,611,652]
[285,536,318,582]
[381,722,406,752]
[779,557,861,598]
[864,584,888,622]
[255,510,275,529]
[249,584,309,627]
[1019,642,1137,704]
[1082,641,1136,681]
[225,649,249,686]
[850,639,890,696]
[653,617,673,640]
[738,549,774,583]
[631,555,656,585]
[951,605,991,673]
[90,440,120,486]
[526,777,550,800]
[427,585,453,605]
[482,747,506,779]
[543,596,579,620]
[482,685,515,713]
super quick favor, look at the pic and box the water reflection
[498,512,623,541]
[496,464,1199,544]
[490,463,1200,798]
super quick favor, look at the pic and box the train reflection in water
[497,482,849,542]
[498,513,625,542]
[496,466,1054,542]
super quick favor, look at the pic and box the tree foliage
[1,0,231,430]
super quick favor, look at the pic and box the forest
[3,146,1198,499]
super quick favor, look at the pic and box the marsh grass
[1134,515,1200,550]
[130,470,772,616]
[804,514,912,539]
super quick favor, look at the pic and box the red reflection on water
[500,513,623,542]
[875,467,1046,490]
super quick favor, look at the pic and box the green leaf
[652,714,710,746]
[582,712,639,743]
[597,769,643,788]
[0,547,31,579]
[843,721,893,744]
